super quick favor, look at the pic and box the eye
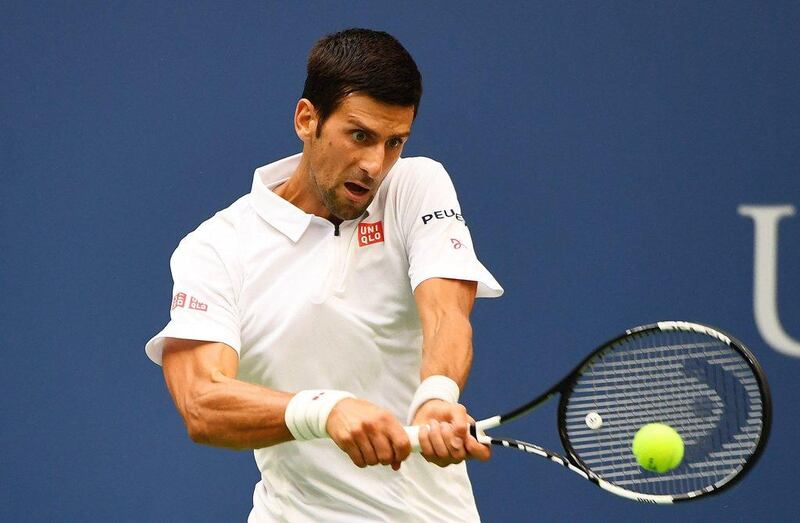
[387,137,404,149]
[351,130,367,143]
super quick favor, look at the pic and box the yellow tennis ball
[632,423,684,473]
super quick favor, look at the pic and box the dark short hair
[302,28,422,134]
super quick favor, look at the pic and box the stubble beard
[310,168,371,222]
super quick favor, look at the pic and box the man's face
[303,94,414,221]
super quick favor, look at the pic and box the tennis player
[146,28,503,522]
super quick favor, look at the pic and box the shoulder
[181,195,249,244]
[172,195,251,269]
[389,156,449,182]
[384,156,455,201]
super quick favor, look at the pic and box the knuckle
[349,453,365,468]
[398,441,411,457]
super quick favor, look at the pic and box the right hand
[326,398,411,471]
[412,399,491,467]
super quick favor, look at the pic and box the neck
[273,154,337,223]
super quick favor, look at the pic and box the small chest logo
[358,221,384,247]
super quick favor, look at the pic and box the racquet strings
[562,329,764,496]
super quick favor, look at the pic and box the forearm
[413,313,491,466]
[162,339,298,450]
[169,369,293,450]
[166,351,413,470]
[419,312,473,389]
[410,279,490,465]
[415,278,478,389]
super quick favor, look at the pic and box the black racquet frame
[464,321,772,504]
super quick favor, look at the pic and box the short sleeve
[145,226,241,365]
[398,159,503,298]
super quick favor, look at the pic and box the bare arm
[161,337,412,468]
[412,278,490,465]
[414,277,477,387]
[161,338,293,449]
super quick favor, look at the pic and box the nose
[358,144,385,179]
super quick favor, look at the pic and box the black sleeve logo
[421,209,465,225]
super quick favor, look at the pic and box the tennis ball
[632,423,684,473]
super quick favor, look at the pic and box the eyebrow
[347,117,411,139]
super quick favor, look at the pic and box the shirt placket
[332,222,359,296]
[313,221,359,302]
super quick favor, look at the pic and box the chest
[235,212,421,383]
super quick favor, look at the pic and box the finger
[451,420,469,443]
[370,431,396,466]
[428,420,451,459]
[338,436,367,468]
[386,423,412,463]
[465,435,491,461]
[442,423,467,461]
[352,428,379,466]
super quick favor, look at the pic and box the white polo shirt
[146,153,503,522]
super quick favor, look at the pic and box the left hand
[412,399,491,467]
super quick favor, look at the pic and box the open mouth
[344,181,370,197]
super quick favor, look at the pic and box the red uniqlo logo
[171,292,187,310]
[189,296,208,311]
[172,292,207,312]
[358,221,384,247]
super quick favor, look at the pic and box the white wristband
[406,375,460,424]
[284,389,355,441]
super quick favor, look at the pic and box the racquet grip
[404,423,490,453]
[404,425,422,452]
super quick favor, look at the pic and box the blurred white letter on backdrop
[739,204,800,357]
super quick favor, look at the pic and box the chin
[332,202,370,221]
[335,209,365,221]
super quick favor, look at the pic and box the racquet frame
[467,321,772,504]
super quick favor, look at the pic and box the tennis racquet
[405,321,771,504]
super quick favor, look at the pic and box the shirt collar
[250,153,386,242]
[250,153,313,243]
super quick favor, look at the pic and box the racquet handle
[404,426,421,452]
[403,422,493,452]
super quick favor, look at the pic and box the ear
[294,99,318,142]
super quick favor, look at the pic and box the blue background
[3,1,798,521]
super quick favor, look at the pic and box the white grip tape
[474,415,501,445]
[403,422,491,452]
[406,375,460,424]
[404,425,422,453]
[285,390,355,441]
